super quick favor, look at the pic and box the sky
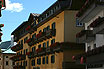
[0,0,57,42]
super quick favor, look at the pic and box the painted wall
[64,10,84,42]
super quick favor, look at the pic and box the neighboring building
[0,41,16,69]
[0,53,15,69]
[11,0,86,69]
[74,0,104,69]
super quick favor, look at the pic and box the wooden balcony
[36,47,46,56]
[76,30,95,43]
[76,0,104,23]
[26,38,37,46]
[50,42,85,53]
[10,54,26,61]
[89,17,104,34]
[25,42,84,59]
[46,29,56,39]
[37,32,46,42]
[13,65,25,69]
[46,47,51,54]
[62,62,86,69]
[27,51,37,59]
[75,45,104,65]
[37,29,56,42]
[50,42,61,53]
[11,44,23,52]
[31,23,37,31]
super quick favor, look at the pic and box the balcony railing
[37,32,46,42]
[13,65,25,69]
[50,42,61,53]
[26,38,37,46]
[31,23,37,31]
[26,29,56,46]
[76,0,104,23]
[75,45,104,65]
[37,29,56,42]
[26,51,37,58]
[10,54,26,61]
[25,42,84,59]
[36,47,46,56]
[76,30,95,43]
[26,25,34,33]
[11,44,23,52]
[89,17,104,34]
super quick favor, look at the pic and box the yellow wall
[15,10,84,69]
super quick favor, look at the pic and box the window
[24,37,28,43]
[17,52,20,55]
[94,44,96,49]
[47,41,49,48]
[34,21,36,25]
[26,49,28,54]
[38,44,41,48]
[21,51,22,54]
[47,26,50,31]
[32,47,36,52]
[23,61,25,66]
[24,50,26,54]
[6,61,8,65]
[37,58,41,65]
[51,55,55,63]
[32,60,35,66]
[37,59,39,64]
[6,56,8,58]
[25,61,27,66]
[32,33,36,39]
[42,57,45,64]
[39,30,42,33]
[12,62,15,65]
[39,58,41,65]
[46,56,48,64]
[43,43,46,48]
[21,40,23,45]
[21,62,22,66]
[51,39,55,45]
[76,18,83,26]
[43,28,46,32]
[23,61,27,66]
[52,22,56,30]
[20,40,23,46]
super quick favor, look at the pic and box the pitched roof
[0,41,11,49]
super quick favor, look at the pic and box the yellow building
[11,0,86,69]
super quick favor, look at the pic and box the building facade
[0,53,15,69]
[75,0,104,69]
[11,0,86,69]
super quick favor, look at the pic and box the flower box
[26,38,31,43]
[50,42,60,49]
[76,30,86,37]
[26,52,31,55]
[26,25,31,31]
[36,32,42,38]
